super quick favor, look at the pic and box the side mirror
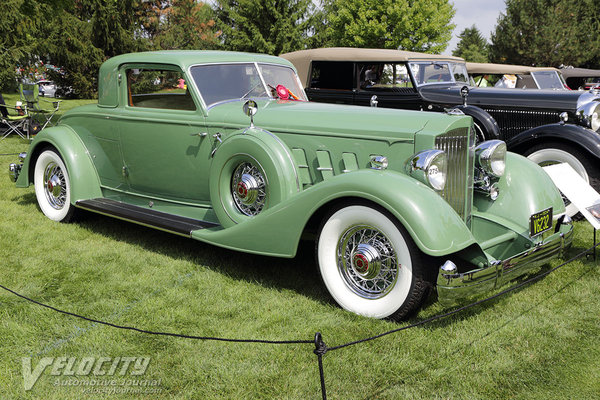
[243,100,258,127]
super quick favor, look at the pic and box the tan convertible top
[466,62,557,75]
[280,47,464,86]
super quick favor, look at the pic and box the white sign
[543,163,600,230]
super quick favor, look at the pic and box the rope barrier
[1,241,597,399]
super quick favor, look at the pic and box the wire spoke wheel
[231,161,266,216]
[43,162,67,209]
[317,205,429,320]
[34,149,76,222]
[337,225,399,299]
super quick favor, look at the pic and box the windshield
[190,63,306,107]
[408,61,469,86]
[531,71,566,90]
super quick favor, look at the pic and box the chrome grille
[483,108,561,140]
[435,126,474,222]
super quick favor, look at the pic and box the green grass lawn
[1,132,599,399]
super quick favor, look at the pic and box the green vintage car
[8,51,573,321]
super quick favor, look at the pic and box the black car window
[126,68,196,111]
[358,63,414,91]
[309,61,354,90]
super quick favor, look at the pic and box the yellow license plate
[530,207,552,237]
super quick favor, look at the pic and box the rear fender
[16,126,102,203]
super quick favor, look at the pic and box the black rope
[0,240,597,399]
[0,152,22,156]
[326,242,599,352]
[0,283,312,345]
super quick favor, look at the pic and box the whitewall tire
[34,149,76,222]
[316,205,429,320]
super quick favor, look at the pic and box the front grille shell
[435,126,475,224]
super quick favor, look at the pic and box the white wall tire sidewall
[34,150,72,222]
[526,148,588,217]
[317,206,413,319]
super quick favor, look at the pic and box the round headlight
[405,149,447,191]
[590,104,600,131]
[475,140,507,178]
[427,151,447,191]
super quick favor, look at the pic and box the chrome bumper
[437,216,574,305]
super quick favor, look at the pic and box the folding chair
[19,83,61,130]
[0,93,31,141]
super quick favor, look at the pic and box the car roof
[98,50,294,108]
[280,47,464,86]
[559,67,600,79]
[466,62,557,75]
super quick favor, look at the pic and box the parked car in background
[559,67,600,91]
[281,47,600,216]
[36,80,57,97]
[466,62,566,90]
[8,51,573,320]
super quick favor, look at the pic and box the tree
[214,0,316,55]
[0,0,46,91]
[452,25,488,63]
[490,0,600,67]
[318,0,455,53]
[152,0,221,50]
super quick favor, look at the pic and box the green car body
[9,51,573,320]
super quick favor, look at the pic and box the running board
[76,198,219,236]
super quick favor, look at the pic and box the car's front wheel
[524,142,600,217]
[34,149,76,222]
[316,205,429,321]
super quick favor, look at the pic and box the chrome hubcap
[337,225,399,299]
[232,162,266,216]
[43,162,66,210]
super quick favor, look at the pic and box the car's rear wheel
[524,142,600,217]
[316,205,429,321]
[34,149,76,222]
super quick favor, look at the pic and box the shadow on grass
[14,191,37,206]
[73,209,332,306]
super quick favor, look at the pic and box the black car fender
[453,105,500,141]
[508,123,600,161]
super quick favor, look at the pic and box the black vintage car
[281,48,600,216]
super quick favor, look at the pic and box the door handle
[190,132,207,137]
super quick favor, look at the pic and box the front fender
[193,169,476,258]
[474,152,566,230]
[16,126,102,203]
[508,123,600,160]
[455,105,500,140]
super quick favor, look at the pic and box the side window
[358,63,414,91]
[308,61,354,90]
[126,68,196,111]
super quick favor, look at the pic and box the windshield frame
[408,61,469,87]
[187,61,307,110]
[530,70,566,90]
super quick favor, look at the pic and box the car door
[118,65,212,202]
[353,62,422,110]
[303,61,356,105]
